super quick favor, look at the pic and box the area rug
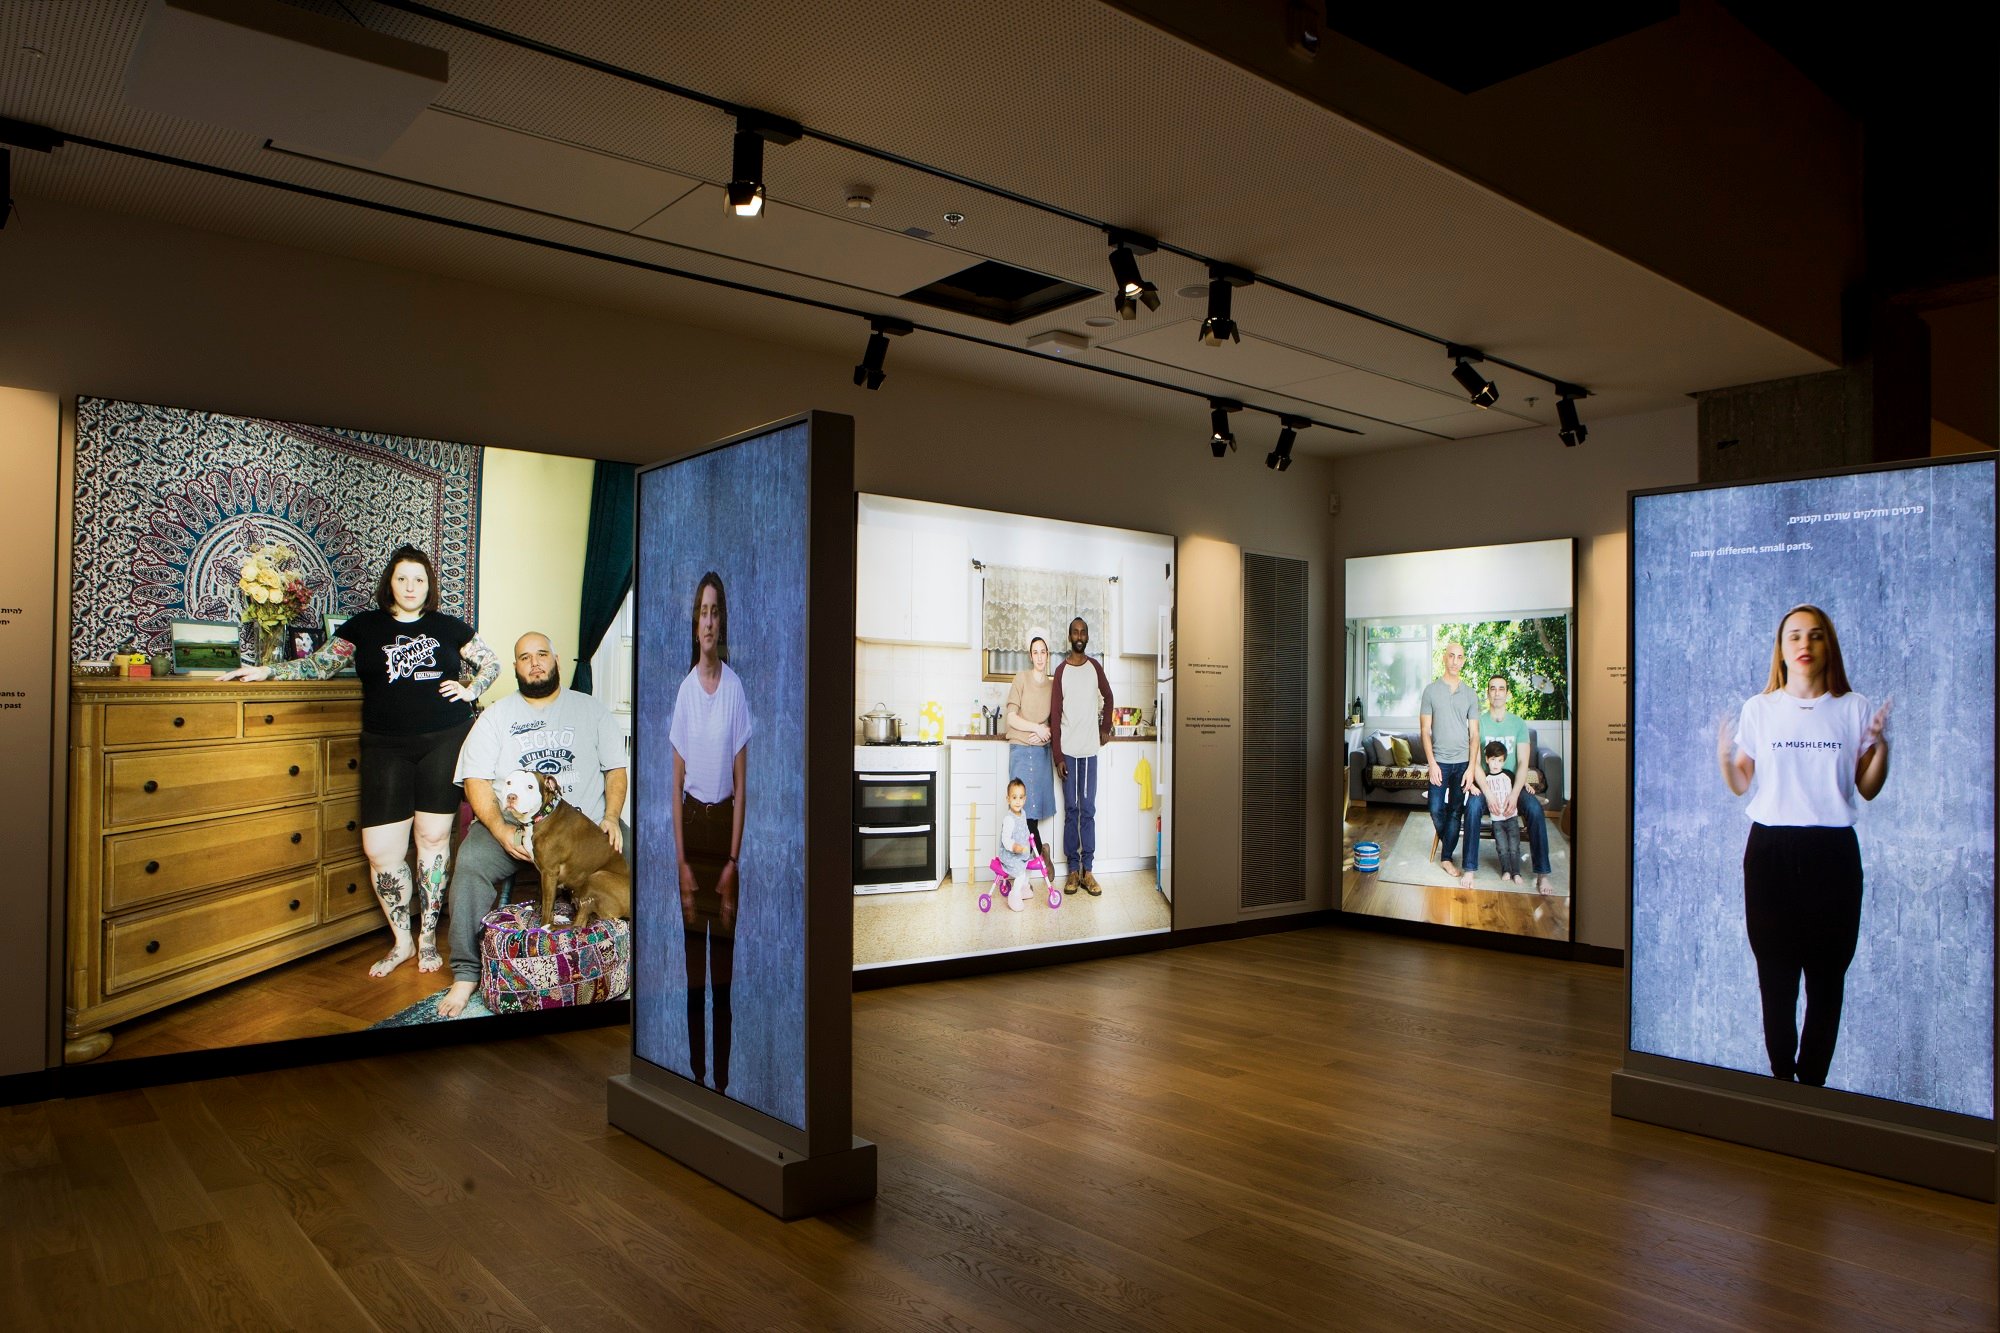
[371,990,495,1028]
[1378,809,1571,895]
[71,396,481,659]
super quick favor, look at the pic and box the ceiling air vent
[899,261,1096,325]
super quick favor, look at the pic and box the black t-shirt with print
[335,608,477,736]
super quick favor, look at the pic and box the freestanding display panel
[608,411,874,1218]
[1616,453,1996,1199]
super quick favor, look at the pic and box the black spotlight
[1106,229,1162,320]
[1556,387,1589,447]
[1447,344,1498,408]
[1199,264,1253,346]
[725,112,802,218]
[1208,398,1242,457]
[853,317,912,390]
[1267,415,1309,471]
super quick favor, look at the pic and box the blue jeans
[1427,762,1469,861]
[1062,754,1099,871]
[1463,789,1552,876]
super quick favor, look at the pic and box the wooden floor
[5,928,1993,1331]
[1342,802,1572,940]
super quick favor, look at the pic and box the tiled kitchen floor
[854,869,1170,967]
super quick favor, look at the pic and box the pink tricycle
[978,854,1060,912]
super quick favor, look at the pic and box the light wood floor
[7,929,1992,1331]
[1342,802,1573,940]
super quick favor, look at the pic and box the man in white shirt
[437,632,628,1017]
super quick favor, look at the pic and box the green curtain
[571,460,636,696]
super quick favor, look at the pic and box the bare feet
[1440,859,1460,877]
[1458,871,1475,888]
[417,934,444,973]
[1535,875,1550,895]
[436,979,477,1018]
[368,940,415,978]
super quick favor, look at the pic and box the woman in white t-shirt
[670,571,752,1093]
[1715,604,1891,1086]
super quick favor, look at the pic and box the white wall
[1333,405,1699,951]
[1,200,1342,1076]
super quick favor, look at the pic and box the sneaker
[1082,871,1101,896]
[1063,873,1079,895]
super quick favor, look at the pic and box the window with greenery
[1358,615,1570,722]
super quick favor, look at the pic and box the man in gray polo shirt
[1418,641,1481,878]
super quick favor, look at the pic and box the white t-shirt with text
[1733,689,1874,828]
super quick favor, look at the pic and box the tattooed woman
[223,545,499,978]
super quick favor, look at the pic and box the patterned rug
[371,990,495,1028]
[71,396,481,659]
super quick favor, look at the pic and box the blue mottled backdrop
[1631,458,1994,1118]
[632,424,809,1129]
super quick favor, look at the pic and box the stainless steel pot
[859,702,901,744]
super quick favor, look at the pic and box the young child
[996,777,1038,911]
[1475,740,1523,885]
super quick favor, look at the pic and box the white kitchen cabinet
[947,740,999,883]
[855,526,913,642]
[1118,554,1168,658]
[856,526,969,646]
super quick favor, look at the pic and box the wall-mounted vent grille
[1241,552,1307,910]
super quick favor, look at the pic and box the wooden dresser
[65,677,378,1060]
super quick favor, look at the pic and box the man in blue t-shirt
[1461,673,1555,893]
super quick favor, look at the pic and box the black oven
[853,770,939,890]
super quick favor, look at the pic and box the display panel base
[607,1073,876,1219]
[1611,1068,1995,1201]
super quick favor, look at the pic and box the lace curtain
[982,564,1111,663]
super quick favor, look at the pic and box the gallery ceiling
[0,0,1835,458]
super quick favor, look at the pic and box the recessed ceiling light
[1176,284,1206,300]
[20,45,47,59]
[1083,316,1117,328]
[943,211,965,227]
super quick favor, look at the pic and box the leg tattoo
[370,865,416,978]
[416,852,447,973]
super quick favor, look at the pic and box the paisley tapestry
[71,396,481,659]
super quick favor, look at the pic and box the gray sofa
[1346,728,1565,810]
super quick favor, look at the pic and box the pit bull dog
[502,768,632,930]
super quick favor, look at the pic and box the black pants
[1742,823,1863,1085]
[681,794,735,1093]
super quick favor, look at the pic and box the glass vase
[253,620,286,668]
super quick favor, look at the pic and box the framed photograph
[169,619,244,676]
[289,623,325,662]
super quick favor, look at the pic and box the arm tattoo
[460,634,501,696]
[266,637,356,681]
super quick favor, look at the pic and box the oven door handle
[855,773,929,782]
[857,824,933,835]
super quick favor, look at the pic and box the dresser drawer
[105,807,319,912]
[322,795,365,858]
[320,859,375,923]
[244,697,363,738]
[103,876,318,995]
[106,741,321,827]
[326,737,362,793]
[102,701,239,747]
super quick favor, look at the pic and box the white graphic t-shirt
[455,688,625,823]
[1734,689,1874,827]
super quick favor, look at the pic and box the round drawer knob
[345,820,357,832]
[347,758,358,770]
[144,860,160,874]
[289,765,301,777]
[290,832,303,844]
[345,882,358,895]
[265,714,275,724]
[172,716,185,728]
[145,940,160,954]
[289,899,301,911]
[143,780,158,793]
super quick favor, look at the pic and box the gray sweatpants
[447,818,630,982]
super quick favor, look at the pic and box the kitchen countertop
[945,733,1157,742]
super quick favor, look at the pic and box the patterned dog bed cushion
[479,905,631,1013]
